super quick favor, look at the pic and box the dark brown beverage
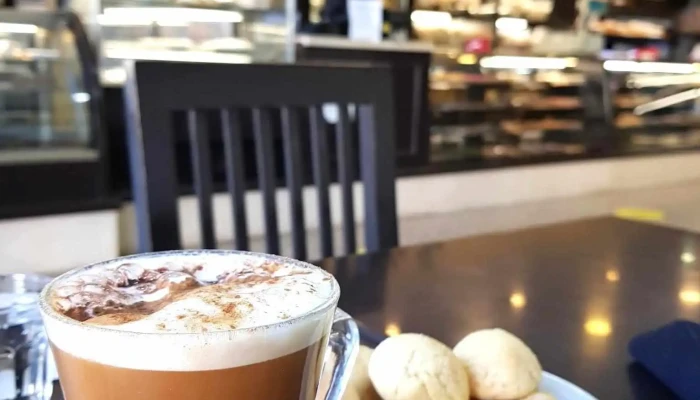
[39,251,340,400]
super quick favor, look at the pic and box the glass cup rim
[39,249,341,338]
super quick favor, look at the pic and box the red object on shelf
[464,37,491,54]
[635,47,660,61]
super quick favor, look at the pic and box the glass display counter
[0,10,108,212]
[68,0,294,86]
[428,55,597,163]
[0,10,98,158]
[603,61,700,154]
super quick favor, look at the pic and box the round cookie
[453,328,541,400]
[368,333,470,400]
[350,346,381,400]
[521,392,556,400]
[341,385,360,400]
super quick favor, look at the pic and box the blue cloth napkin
[629,320,700,400]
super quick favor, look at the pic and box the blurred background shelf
[4,0,700,220]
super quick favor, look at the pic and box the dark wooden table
[320,217,700,400]
[49,217,696,399]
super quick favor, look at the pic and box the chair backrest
[124,61,398,259]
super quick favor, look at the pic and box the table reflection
[319,218,700,398]
[509,292,526,309]
[681,252,696,264]
[384,323,401,337]
[605,269,620,282]
[584,318,612,337]
[678,289,700,305]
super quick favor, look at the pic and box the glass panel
[0,14,96,164]
[87,0,291,86]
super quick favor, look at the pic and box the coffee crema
[42,251,338,372]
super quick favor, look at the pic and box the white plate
[540,371,597,400]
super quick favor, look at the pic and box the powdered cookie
[453,328,541,400]
[521,392,556,400]
[350,346,381,400]
[368,333,470,400]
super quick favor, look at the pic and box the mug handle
[316,308,359,400]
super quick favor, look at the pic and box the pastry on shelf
[534,71,584,87]
[615,94,653,109]
[588,18,666,39]
[502,118,583,134]
[511,95,581,110]
[615,113,642,128]
[482,144,521,158]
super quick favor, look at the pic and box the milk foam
[41,251,339,371]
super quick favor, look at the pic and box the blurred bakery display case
[586,0,689,63]
[603,61,700,154]
[69,0,296,196]
[0,10,109,214]
[71,0,293,86]
[297,36,432,167]
[409,0,598,163]
[409,0,554,54]
[429,54,592,163]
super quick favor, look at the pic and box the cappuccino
[40,251,339,400]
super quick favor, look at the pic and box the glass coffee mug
[38,251,359,400]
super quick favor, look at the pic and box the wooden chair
[124,61,398,260]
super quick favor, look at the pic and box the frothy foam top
[41,251,339,371]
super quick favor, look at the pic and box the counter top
[296,35,434,53]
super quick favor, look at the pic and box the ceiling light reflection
[0,23,38,34]
[410,10,452,27]
[682,252,696,264]
[584,318,612,337]
[457,54,477,65]
[71,92,91,103]
[480,56,575,70]
[509,292,526,308]
[605,270,620,282]
[628,73,700,88]
[495,17,528,33]
[603,60,696,74]
[679,289,700,304]
[102,7,244,23]
[384,323,401,337]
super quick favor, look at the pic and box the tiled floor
[244,178,700,260]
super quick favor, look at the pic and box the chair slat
[252,107,280,254]
[221,109,250,251]
[187,110,216,249]
[309,105,334,258]
[281,106,307,260]
[127,62,398,259]
[124,82,181,252]
[335,104,357,255]
[358,103,399,252]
